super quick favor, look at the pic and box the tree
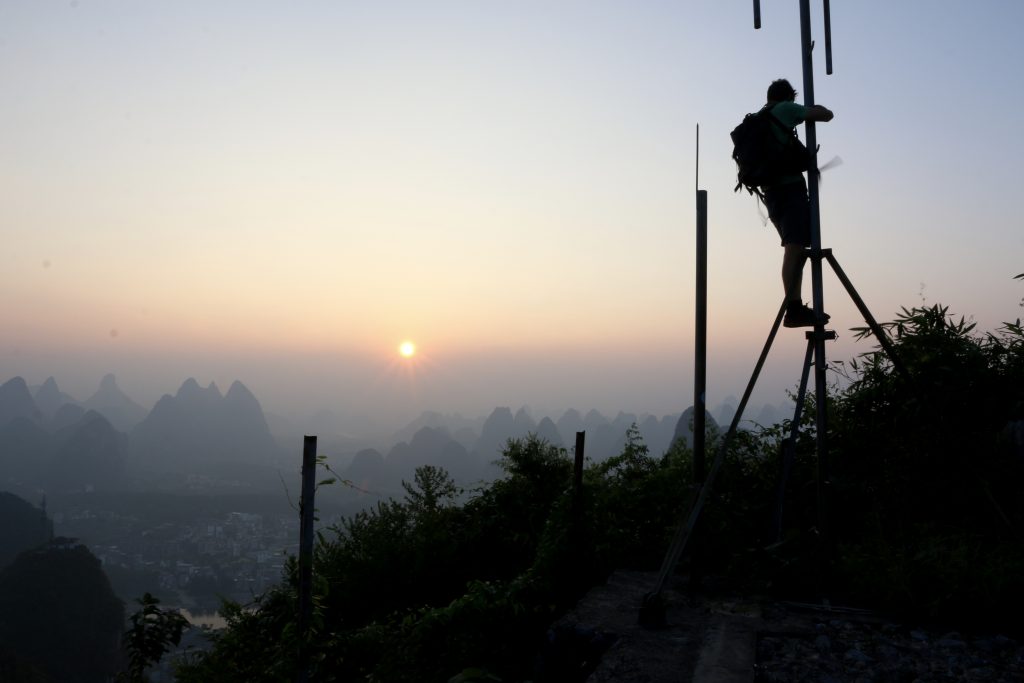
[826,305,1024,622]
[119,593,189,683]
[402,464,459,514]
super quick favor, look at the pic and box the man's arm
[804,104,834,122]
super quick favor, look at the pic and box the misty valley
[3,302,1023,683]
[0,372,784,675]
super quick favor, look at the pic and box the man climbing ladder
[734,78,835,327]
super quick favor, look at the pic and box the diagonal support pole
[646,299,787,605]
[772,336,815,541]
[823,250,908,378]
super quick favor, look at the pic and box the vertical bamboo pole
[799,0,830,542]
[573,431,586,495]
[572,431,587,560]
[297,435,317,682]
[695,188,708,484]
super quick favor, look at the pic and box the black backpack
[731,106,809,196]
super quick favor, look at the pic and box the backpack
[731,106,809,196]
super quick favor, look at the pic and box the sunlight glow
[399,341,416,358]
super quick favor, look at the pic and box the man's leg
[782,243,806,303]
[782,244,830,328]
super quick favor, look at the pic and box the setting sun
[398,341,416,358]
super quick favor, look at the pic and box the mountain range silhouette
[1,373,778,497]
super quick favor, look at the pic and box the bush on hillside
[176,304,1024,679]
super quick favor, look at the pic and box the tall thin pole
[573,431,586,496]
[798,0,830,540]
[572,430,586,538]
[650,300,787,598]
[694,124,708,484]
[297,435,317,683]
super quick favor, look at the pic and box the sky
[2,1,1022,431]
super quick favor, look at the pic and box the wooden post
[694,188,708,484]
[572,431,587,562]
[573,431,585,496]
[297,435,317,683]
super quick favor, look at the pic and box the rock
[937,636,967,649]
[876,644,899,662]
[937,631,966,649]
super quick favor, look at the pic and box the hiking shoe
[784,303,830,328]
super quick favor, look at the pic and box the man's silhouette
[761,78,834,328]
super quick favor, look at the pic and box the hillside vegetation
[171,305,1024,682]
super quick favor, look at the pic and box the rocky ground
[555,571,1024,682]
[754,603,1024,682]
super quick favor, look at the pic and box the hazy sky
[3,2,1022,428]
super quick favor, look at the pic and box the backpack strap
[735,177,766,201]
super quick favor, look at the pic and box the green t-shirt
[764,101,809,188]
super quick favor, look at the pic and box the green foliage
[402,464,459,514]
[178,439,577,681]
[119,593,189,683]
[838,527,1024,621]
[584,424,690,570]
[818,305,1024,623]
[837,305,1024,533]
[175,581,309,682]
[178,305,1024,676]
[342,577,551,682]
[314,465,470,629]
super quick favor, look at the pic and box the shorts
[763,179,811,247]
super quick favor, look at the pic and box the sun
[398,340,416,358]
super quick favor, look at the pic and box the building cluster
[56,507,300,609]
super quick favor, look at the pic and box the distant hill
[474,407,518,460]
[671,406,721,450]
[49,411,127,491]
[82,373,147,432]
[556,408,584,441]
[32,376,79,421]
[713,395,738,427]
[535,416,564,447]
[390,426,477,482]
[0,492,51,569]
[1,369,788,497]
[389,406,694,471]
[390,410,485,447]
[637,413,681,456]
[370,406,692,494]
[130,378,280,474]
[0,405,127,494]
[342,448,396,494]
[337,424,492,496]
[51,402,87,431]
[0,538,123,683]
[0,377,43,427]
[0,417,51,486]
